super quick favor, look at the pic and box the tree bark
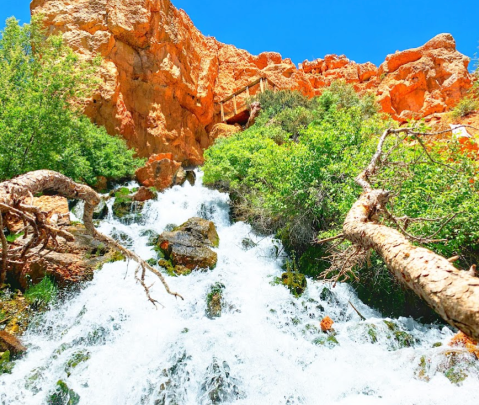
[342,128,479,340]
[343,189,479,340]
[0,170,183,302]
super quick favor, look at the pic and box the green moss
[432,342,443,348]
[281,271,307,297]
[312,333,339,347]
[65,350,90,377]
[367,324,378,344]
[444,367,468,385]
[416,356,430,381]
[146,258,158,267]
[383,320,417,349]
[0,351,13,375]
[158,259,177,277]
[108,251,126,263]
[206,283,225,319]
[47,380,80,405]
[25,276,58,308]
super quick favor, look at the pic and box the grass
[24,276,58,308]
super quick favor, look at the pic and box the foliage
[451,97,479,118]
[204,83,479,316]
[204,84,387,249]
[0,17,143,184]
[24,276,58,308]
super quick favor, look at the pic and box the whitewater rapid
[1,172,478,405]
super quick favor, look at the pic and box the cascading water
[1,171,479,405]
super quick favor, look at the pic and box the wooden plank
[260,78,264,93]
[219,77,262,103]
[246,86,250,97]
[233,94,237,115]
[220,102,225,122]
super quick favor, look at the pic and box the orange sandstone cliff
[31,0,474,169]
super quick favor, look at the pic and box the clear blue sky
[2,1,478,70]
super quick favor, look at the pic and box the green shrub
[0,17,143,184]
[451,97,479,118]
[25,276,58,308]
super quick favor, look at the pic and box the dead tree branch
[0,170,183,303]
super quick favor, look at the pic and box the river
[1,171,479,404]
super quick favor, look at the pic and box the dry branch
[0,170,183,303]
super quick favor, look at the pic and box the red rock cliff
[31,0,474,165]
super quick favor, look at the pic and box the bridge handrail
[218,77,277,105]
[217,76,279,122]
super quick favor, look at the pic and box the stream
[1,171,479,404]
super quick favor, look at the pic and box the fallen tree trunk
[342,128,479,340]
[0,170,183,303]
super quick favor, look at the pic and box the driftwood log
[0,170,183,304]
[341,127,479,340]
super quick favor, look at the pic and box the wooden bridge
[217,77,278,124]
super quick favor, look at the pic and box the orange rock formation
[31,0,474,171]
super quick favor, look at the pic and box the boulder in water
[157,218,219,271]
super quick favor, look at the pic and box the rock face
[31,0,474,165]
[157,217,219,271]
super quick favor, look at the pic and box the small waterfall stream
[1,172,479,404]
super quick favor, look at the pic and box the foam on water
[1,172,479,404]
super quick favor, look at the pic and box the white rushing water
[1,172,479,405]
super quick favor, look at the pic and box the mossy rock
[383,320,417,349]
[281,272,307,297]
[47,380,80,405]
[158,260,192,277]
[312,332,339,348]
[65,350,90,377]
[206,283,225,319]
[444,366,468,384]
[0,351,13,375]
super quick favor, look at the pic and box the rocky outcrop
[157,217,219,273]
[31,0,474,166]
[376,34,473,120]
[135,153,193,191]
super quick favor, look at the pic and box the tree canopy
[0,17,143,185]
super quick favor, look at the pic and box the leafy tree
[0,17,143,184]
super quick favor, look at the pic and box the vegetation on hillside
[0,17,143,185]
[203,83,479,318]
[451,61,479,118]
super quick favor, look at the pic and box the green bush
[0,17,143,184]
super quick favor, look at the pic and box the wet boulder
[110,187,144,219]
[157,218,219,271]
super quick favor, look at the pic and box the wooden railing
[218,77,278,122]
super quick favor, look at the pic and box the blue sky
[2,1,478,70]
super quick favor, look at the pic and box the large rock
[135,154,184,191]
[157,217,219,271]
[377,34,473,121]
[31,0,474,163]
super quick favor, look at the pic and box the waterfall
[1,172,478,405]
